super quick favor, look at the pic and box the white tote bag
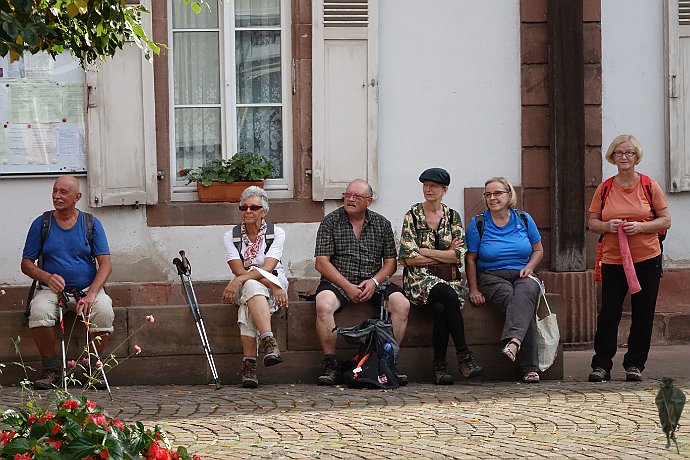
[529,275,560,372]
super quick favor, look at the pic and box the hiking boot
[588,367,611,382]
[317,355,339,386]
[432,361,454,385]
[625,366,642,382]
[241,359,259,388]
[33,367,61,390]
[260,336,283,367]
[458,351,482,378]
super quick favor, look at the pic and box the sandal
[523,371,540,383]
[501,339,521,362]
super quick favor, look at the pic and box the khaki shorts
[28,288,114,333]
[235,279,285,338]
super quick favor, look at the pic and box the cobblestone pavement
[1,379,688,459]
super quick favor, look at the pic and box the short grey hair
[240,186,269,211]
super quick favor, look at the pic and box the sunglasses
[238,204,263,211]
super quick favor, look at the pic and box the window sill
[145,198,324,227]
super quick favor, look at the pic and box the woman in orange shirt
[587,135,671,383]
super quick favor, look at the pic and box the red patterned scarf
[241,220,267,268]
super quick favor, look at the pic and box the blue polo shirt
[22,212,110,291]
[465,208,541,271]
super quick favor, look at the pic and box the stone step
[0,297,565,386]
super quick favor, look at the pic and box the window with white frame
[169,0,292,199]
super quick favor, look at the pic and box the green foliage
[180,152,274,187]
[0,0,190,67]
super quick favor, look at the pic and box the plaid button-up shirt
[314,207,397,297]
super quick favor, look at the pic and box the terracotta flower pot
[196,181,265,203]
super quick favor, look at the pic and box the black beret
[418,168,450,186]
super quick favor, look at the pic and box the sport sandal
[501,339,521,363]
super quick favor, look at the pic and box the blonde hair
[604,134,643,165]
[484,176,518,208]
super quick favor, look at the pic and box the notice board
[0,52,86,176]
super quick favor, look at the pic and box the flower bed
[0,394,201,460]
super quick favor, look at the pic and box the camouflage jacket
[398,203,467,306]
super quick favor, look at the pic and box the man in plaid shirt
[314,179,410,385]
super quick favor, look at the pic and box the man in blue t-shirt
[21,176,114,390]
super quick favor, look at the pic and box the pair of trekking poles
[55,290,113,401]
[173,251,222,389]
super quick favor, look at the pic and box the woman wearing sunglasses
[465,176,544,383]
[221,186,289,388]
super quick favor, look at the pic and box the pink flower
[86,400,97,409]
[67,360,76,368]
[146,315,155,323]
[82,357,90,366]
[96,360,103,368]
[134,345,142,354]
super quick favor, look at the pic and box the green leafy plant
[0,0,214,67]
[0,394,202,459]
[180,152,274,187]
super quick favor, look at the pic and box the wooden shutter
[86,0,157,206]
[312,0,378,201]
[666,0,690,192]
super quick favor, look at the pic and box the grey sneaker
[317,355,339,386]
[625,366,642,382]
[33,367,61,390]
[241,359,259,388]
[588,367,611,382]
[260,336,283,367]
[458,351,483,378]
[432,361,454,385]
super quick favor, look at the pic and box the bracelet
[370,277,380,287]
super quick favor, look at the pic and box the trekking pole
[57,292,69,392]
[76,290,114,401]
[173,250,221,389]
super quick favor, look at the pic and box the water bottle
[382,340,395,369]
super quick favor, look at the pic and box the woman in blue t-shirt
[465,177,544,383]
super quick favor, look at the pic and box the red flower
[147,442,172,460]
[14,453,32,460]
[51,424,61,434]
[46,439,62,450]
[61,400,79,410]
[1,430,16,445]
[111,419,125,431]
[179,169,187,176]
[27,414,36,424]
[192,455,203,460]
[38,412,54,422]
[87,400,97,409]
[100,449,109,459]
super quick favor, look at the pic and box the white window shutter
[87,0,157,206]
[666,0,690,192]
[312,0,379,201]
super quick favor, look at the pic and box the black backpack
[231,222,275,263]
[474,209,529,239]
[23,211,95,324]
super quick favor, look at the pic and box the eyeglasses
[483,190,509,199]
[238,204,263,211]
[342,192,371,201]
[613,151,636,158]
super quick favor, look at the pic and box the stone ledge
[0,295,565,385]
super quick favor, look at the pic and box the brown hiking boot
[260,335,283,367]
[432,361,454,385]
[33,367,61,390]
[458,351,482,378]
[241,359,259,388]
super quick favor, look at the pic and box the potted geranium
[180,152,274,203]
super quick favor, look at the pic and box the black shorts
[315,280,404,310]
